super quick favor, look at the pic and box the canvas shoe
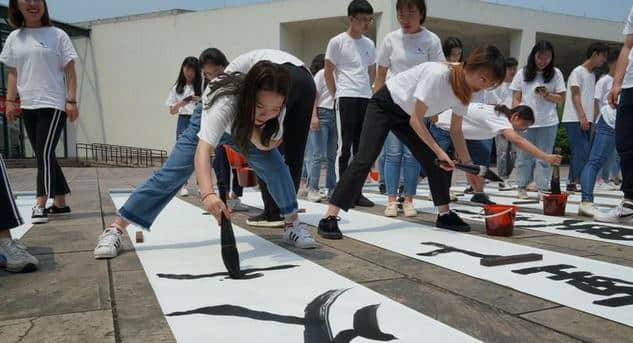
[384,202,398,217]
[246,213,284,228]
[307,190,324,203]
[180,186,189,197]
[317,216,343,240]
[0,238,39,273]
[45,205,71,216]
[402,202,417,217]
[436,211,471,232]
[578,202,595,217]
[31,206,48,224]
[595,201,633,224]
[94,228,123,259]
[283,222,317,249]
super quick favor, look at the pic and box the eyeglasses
[353,16,375,24]
[397,10,418,19]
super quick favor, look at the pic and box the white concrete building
[64,0,627,153]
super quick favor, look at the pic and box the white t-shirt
[486,82,512,107]
[225,49,304,74]
[165,84,196,115]
[595,74,617,129]
[325,32,376,99]
[622,5,633,89]
[509,68,566,128]
[386,62,468,117]
[376,28,444,79]
[436,103,513,140]
[0,27,78,111]
[562,65,596,123]
[314,69,334,110]
[198,87,286,148]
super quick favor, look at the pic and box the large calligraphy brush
[220,192,241,278]
[435,159,503,182]
[550,148,562,194]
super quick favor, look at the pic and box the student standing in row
[325,0,376,208]
[373,0,444,217]
[561,42,609,193]
[165,56,202,197]
[1,0,79,224]
[223,49,316,228]
[317,46,506,238]
[510,41,566,199]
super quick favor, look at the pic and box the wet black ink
[221,212,241,278]
[518,220,633,242]
[417,242,500,259]
[166,288,397,342]
[513,264,633,308]
[157,264,299,280]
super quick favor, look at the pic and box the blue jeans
[580,118,616,202]
[384,132,420,196]
[307,108,337,191]
[563,122,591,183]
[176,114,191,139]
[601,149,620,181]
[516,125,558,190]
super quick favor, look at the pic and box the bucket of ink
[237,167,258,188]
[483,204,517,237]
[223,145,247,169]
[542,192,568,216]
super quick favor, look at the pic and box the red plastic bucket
[483,204,517,237]
[542,193,568,216]
[369,169,380,182]
[223,145,247,169]
[236,167,258,187]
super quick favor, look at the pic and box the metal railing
[76,142,167,167]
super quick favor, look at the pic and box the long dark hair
[206,61,290,154]
[174,57,202,96]
[8,0,52,28]
[310,54,325,75]
[524,41,556,83]
[495,104,534,124]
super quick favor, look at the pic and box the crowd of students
[3,0,633,274]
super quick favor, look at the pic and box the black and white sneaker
[318,216,343,240]
[436,211,471,232]
[246,213,284,228]
[31,206,48,224]
[45,205,72,216]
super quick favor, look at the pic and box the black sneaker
[318,216,343,239]
[31,206,48,224]
[45,205,72,216]
[356,194,374,207]
[246,213,284,228]
[464,186,474,194]
[470,193,496,205]
[379,183,386,195]
[566,184,578,193]
[436,211,471,232]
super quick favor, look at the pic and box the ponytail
[495,104,534,124]
[449,64,471,105]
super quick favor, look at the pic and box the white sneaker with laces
[595,201,633,224]
[578,202,595,217]
[94,228,123,259]
[307,190,324,203]
[0,238,39,273]
[31,206,48,224]
[517,188,529,199]
[180,186,189,197]
[228,198,249,212]
[402,202,417,217]
[283,222,318,249]
[384,202,398,217]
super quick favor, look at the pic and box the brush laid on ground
[480,253,543,266]
[435,159,503,182]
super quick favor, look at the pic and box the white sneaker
[307,190,324,203]
[297,188,309,198]
[384,202,398,217]
[526,183,538,192]
[498,180,516,191]
[595,201,633,224]
[517,188,529,199]
[228,198,249,212]
[94,228,123,259]
[578,202,595,217]
[607,181,621,191]
[402,202,417,217]
[283,222,318,249]
[31,206,48,224]
[450,191,459,202]
[180,187,189,197]
[0,238,39,273]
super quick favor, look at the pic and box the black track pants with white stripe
[22,108,70,198]
[0,153,23,230]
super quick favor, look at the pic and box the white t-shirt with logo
[376,28,444,79]
[562,65,596,123]
[486,82,512,107]
[198,87,286,148]
[325,32,376,99]
[386,62,468,118]
[314,69,334,110]
[225,49,305,74]
[436,103,513,140]
[622,5,633,89]
[509,68,566,128]
[595,75,617,129]
[165,84,196,115]
[0,27,78,111]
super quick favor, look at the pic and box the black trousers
[1,154,23,230]
[259,64,316,217]
[329,86,451,211]
[337,97,369,177]
[22,108,70,198]
[616,87,633,200]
